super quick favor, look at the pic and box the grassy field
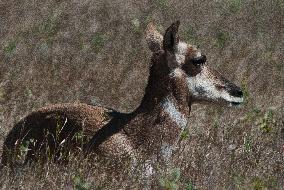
[0,0,283,189]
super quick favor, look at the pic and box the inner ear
[163,21,180,52]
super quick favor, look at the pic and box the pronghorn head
[146,21,244,107]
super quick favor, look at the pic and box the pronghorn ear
[163,21,180,53]
[145,22,163,52]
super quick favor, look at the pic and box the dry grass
[0,0,283,189]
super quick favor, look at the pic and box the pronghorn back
[1,103,133,166]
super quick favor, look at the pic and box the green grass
[229,0,243,13]
[91,33,107,53]
[277,0,284,10]
[244,108,275,133]
[19,140,30,156]
[38,18,57,37]
[244,107,261,122]
[131,18,141,34]
[153,0,168,9]
[180,128,190,140]
[3,41,16,55]
[214,31,229,49]
[184,25,198,45]
[233,173,245,189]
[25,87,33,99]
[213,121,220,129]
[18,140,34,163]
[244,135,252,153]
[28,11,62,46]
[185,182,194,190]
[0,87,5,102]
[251,177,269,190]
[276,61,283,72]
[73,175,92,190]
[258,110,275,133]
[234,175,277,190]
[38,19,57,46]
[159,168,181,190]
[241,78,250,103]
[152,0,176,17]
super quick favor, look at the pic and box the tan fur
[1,103,115,166]
[1,21,243,168]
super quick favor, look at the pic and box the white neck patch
[161,98,187,129]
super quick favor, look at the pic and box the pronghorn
[1,21,243,168]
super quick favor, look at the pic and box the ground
[0,0,283,189]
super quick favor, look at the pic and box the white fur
[186,66,244,103]
[161,98,188,129]
[175,54,185,65]
[195,51,201,58]
[130,157,154,178]
[170,68,183,77]
[160,143,173,160]
[143,160,154,177]
[175,42,187,64]
[176,42,188,55]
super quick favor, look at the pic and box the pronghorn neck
[125,92,191,157]
[136,62,170,112]
[135,59,191,112]
[134,66,191,126]
[126,68,192,155]
[160,95,190,129]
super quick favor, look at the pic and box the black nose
[192,54,207,65]
[228,87,243,98]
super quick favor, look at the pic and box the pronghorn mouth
[230,101,241,106]
[229,101,243,107]
[224,96,243,107]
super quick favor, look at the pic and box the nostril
[192,54,207,65]
[229,88,243,97]
[236,89,243,97]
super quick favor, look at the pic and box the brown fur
[1,104,116,166]
[1,38,189,167]
[1,21,243,168]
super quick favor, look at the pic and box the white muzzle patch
[186,68,244,105]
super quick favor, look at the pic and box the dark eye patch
[191,54,207,65]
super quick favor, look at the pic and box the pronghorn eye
[191,54,207,65]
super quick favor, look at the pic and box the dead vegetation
[0,0,283,189]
